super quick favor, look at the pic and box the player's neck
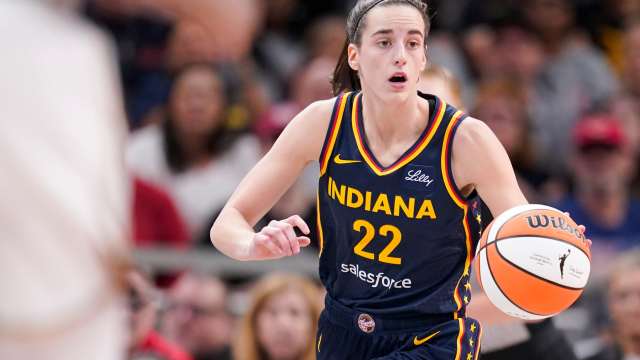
[360,92,426,146]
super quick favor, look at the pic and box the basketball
[474,204,591,320]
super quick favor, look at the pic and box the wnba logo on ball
[525,214,586,241]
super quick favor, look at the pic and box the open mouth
[389,73,408,83]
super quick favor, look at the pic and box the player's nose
[393,43,407,66]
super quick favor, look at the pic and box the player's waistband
[323,295,461,334]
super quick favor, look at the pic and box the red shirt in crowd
[133,177,189,248]
[133,330,193,360]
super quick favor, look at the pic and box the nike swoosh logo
[334,154,361,165]
[413,331,440,346]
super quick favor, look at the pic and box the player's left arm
[451,117,528,217]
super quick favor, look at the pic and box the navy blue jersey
[316,91,482,318]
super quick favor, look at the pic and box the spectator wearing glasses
[160,273,233,360]
[128,271,192,360]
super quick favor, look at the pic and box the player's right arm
[210,99,335,261]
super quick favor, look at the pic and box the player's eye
[407,40,421,49]
[377,40,391,48]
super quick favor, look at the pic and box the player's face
[256,289,313,360]
[609,269,640,337]
[348,5,427,101]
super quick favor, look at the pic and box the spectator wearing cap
[555,114,640,276]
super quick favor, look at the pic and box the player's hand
[249,215,311,260]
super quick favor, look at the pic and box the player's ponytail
[331,0,431,96]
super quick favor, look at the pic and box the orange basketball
[474,204,591,320]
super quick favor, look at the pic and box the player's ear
[348,43,360,71]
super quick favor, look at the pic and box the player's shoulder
[287,96,343,134]
[451,116,496,149]
[272,96,344,162]
[301,97,339,121]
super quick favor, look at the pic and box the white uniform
[0,1,129,359]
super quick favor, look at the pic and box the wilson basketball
[474,204,591,320]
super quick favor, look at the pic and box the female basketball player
[211,1,582,359]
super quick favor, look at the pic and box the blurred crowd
[6,0,640,359]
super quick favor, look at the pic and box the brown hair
[332,0,431,95]
[233,273,323,360]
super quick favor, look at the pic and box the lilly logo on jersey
[402,165,436,194]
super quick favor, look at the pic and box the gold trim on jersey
[351,93,447,176]
[440,110,472,317]
[316,189,325,258]
[454,318,465,360]
[319,93,350,176]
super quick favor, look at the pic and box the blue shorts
[316,297,482,360]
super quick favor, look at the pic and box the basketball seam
[476,235,590,260]
[493,240,584,291]
[485,244,546,317]
[499,233,590,259]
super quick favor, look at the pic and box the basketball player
[211,0,582,358]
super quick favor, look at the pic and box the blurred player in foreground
[0,1,130,359]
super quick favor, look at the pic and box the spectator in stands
[128,271,192,360]
[196,57,334,248]
[133,177,189,249]
[418,64,465,109]
[254,0,305,100]
[129,20,217,126]
[84,0,173,129]
[522,0,618,173]
[624,23,640,103]
[473,78,559,203]
[462,25,504,82]
[161,273,233,360]
[583,0,640,76]
[556,114,640,276]
[127,63,261,239]
[233,273,322,360]
[496,21,545,86]
[304,15,346,62]
[586,249,640,360]
[610,94,640,156]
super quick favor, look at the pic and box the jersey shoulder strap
[319,92,352,176]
